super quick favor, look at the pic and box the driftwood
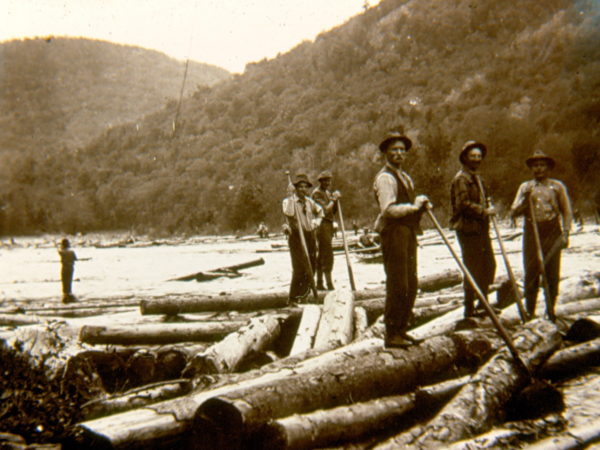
[262,376,470,449]
[289,305,321,356]
[79,321,248,345]
[192,332,497,447]
[140,269,462,316]
[168,257,265,282]
[313,289,354,351]
[183,315,283,375]
[375,319,562,448]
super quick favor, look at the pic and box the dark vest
[376,166,423,232]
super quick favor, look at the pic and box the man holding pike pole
[450,140,497,326]
[373,132,429,348]
[510,150,573,321]
[283,173,324,303]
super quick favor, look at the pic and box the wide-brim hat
[459,140,487,164]
[526,150,555,169]
[379,132,412,153]
[317,170,332,181]
[293,173,312,187]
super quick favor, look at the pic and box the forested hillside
[2,0,599,235]
[0,37,229,152]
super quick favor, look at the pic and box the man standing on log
[373,132,429,348]
[510,150,572,321]
[57,238,77,303]
[311,170,341,290]
[450,141,497,324]
[283,173,324,302]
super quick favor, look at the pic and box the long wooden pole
[425,205,532,377]
[286,171,318,300]
[527,195,554,320]
[337,202,356,291]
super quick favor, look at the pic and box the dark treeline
[2,0,599,236]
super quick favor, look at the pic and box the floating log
[0,313,45,326]
[193,332,497,447]
[79,321,247,345]
[168,258,265,282]
[183,315,283,376]
[526,418,600,449]
[541,336,600,378]
[289,305,321,356]
[141,269,462,316]
[82,379,193,420]
[557,271,600,304]
[375,319,562,448]
[313,289,354,351]
[78,331,493,449]
[262,376,469,450]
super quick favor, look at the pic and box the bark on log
[193,332,497,447]
[262,376,469,449]
[353,306,368,339]
[289,305,321,356]
[183,315,282,375]
[140,270,462,316]
[375,319,562,449]
[77,331,494,449]
[525,418,600,450]
[168,258,265,281]
[313,289,354,351]
[79,321,247,345]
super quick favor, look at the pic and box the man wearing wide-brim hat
[311,170,341,290]
[282,173,324,302]
[373,132,429,348]
[450,140,497,324]
[510,149,573,321]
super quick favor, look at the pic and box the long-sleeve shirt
[510,178,573,232]
[373,163,420,233]
[450,168,490,234]
[311,187,337,222]
[283,195,324,232]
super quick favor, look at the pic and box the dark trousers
[61,266,74,296]
[523,218,562,317]
[456,230,496,318]
[380,224,418,337]
[316,220,334,274]
[288,229,317,301]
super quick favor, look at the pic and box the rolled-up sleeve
[374,173,415,218]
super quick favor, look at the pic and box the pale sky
[1,0,381,73]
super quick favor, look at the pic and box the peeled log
[193,331,497,446]
[79,321,247,345]
[183,315,282,375]
[262,376,469,450]
[353,307,368,339]
[289,305,321,356]
[313,289,354,351]
[376,319,562,449]
[541,336,600,379]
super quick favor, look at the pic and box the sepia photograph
[1,0,599,448]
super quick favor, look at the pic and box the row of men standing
[284,131,572,349]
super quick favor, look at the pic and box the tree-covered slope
[2,0,599,235]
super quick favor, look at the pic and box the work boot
[316,270,325,290]
[325,272,334,290]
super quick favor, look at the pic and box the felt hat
[379,132,412,153]
[459,140,487,164]
[526,150,555,169]
[317,170,332,181]
[293,173,312,187]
